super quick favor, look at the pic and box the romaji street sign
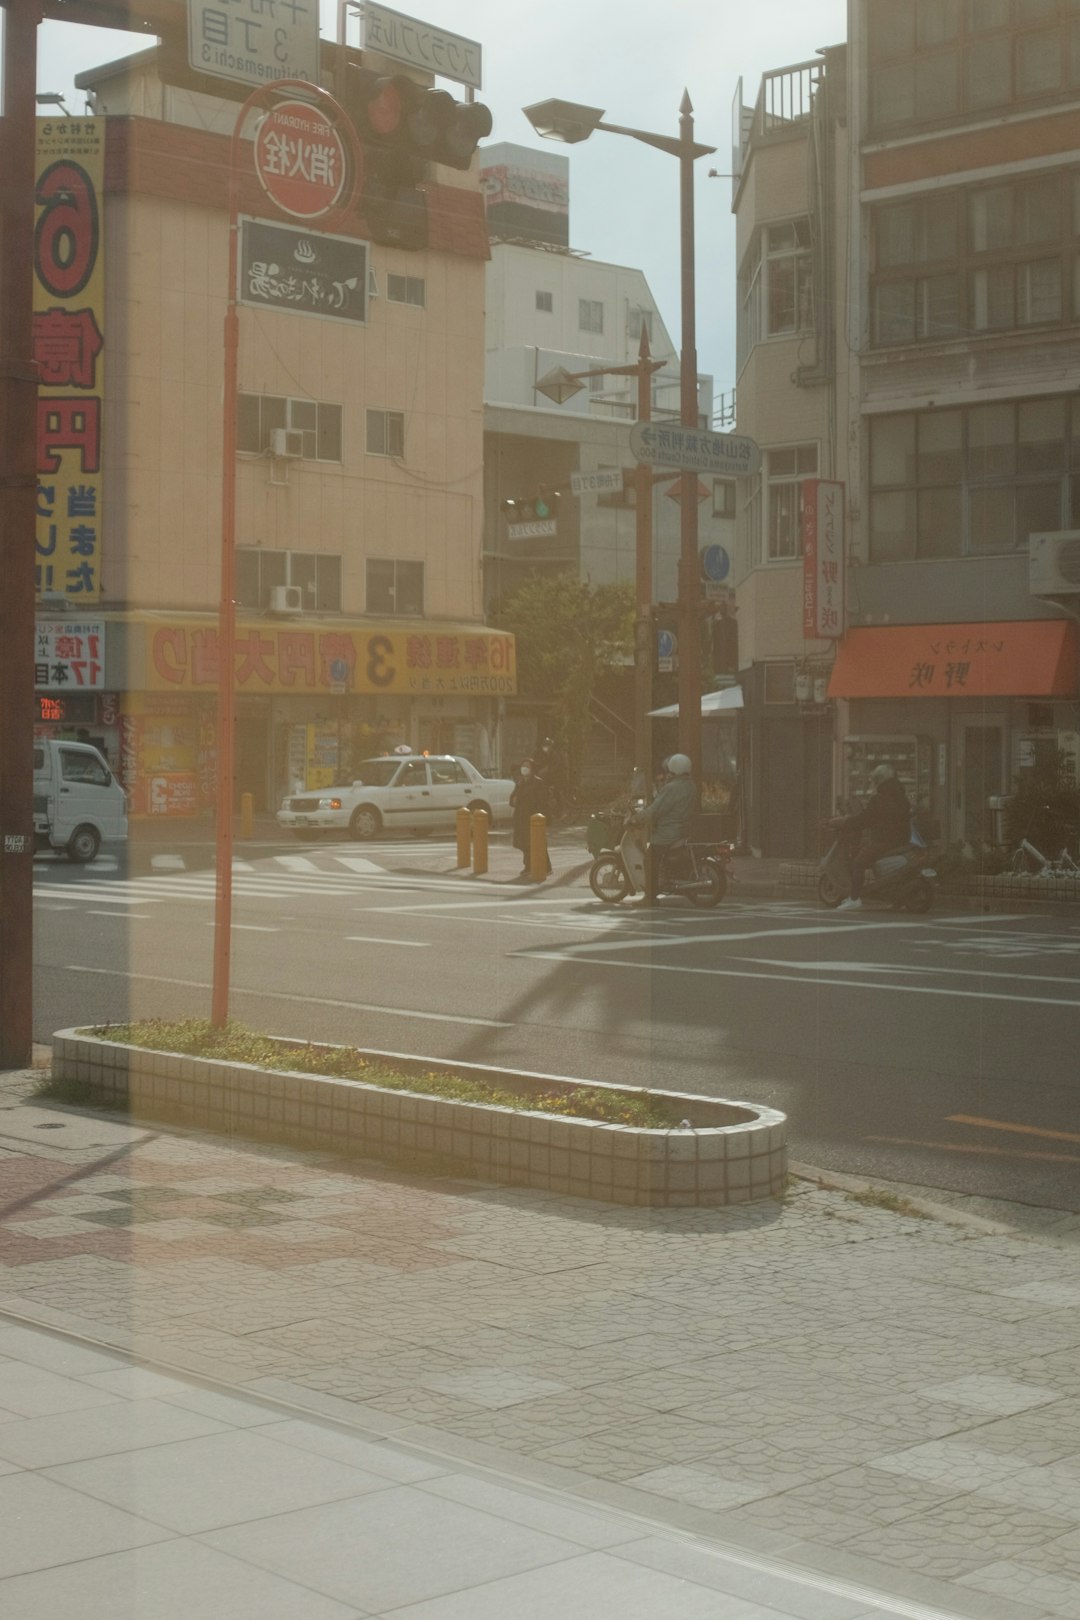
[253,102,349,220]
[802,479,845,639]
[570,469,625,497]
[187,0,320,92]
[630,422,761,478]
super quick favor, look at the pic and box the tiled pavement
[3,1065,1080,1619]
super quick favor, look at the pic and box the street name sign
[570,469,625,497]
[187,0,320,91]
[630,422,761,478]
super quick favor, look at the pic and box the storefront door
[959,719,1005,847]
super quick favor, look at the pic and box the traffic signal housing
[342,66,493,250]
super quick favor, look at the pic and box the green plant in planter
[85,1019,680,1130]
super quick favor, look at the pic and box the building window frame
[366,557,424,616]
[868,394,1078,563]
[386,273,425,307]
[870,168,1079,347]
[365,408,406,459]
[236,393,343,462]
[235,548,343,612]
[737,217,814,369]
[578,297,604,335]
[535,290,554,312]
[764,444,819,564]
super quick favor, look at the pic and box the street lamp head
[535,366,587,405]
[523,98,606,144]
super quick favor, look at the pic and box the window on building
[737,219,814,366]
[869,0,1080,129]
[366,558,424,615]
[578,298,604,334]
[765,444,818,562]
[236,394,342,461]
[626,305,654,342]
[235,549,342,611]
[869,395,1077,562]
[365,409,406,458]
[386,274,425,307]
[712,480,736,518]
[535,290,553,312]
[871,171,1076,345]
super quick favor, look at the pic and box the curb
[789,1160,1080,1246]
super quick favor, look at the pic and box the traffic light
[500,486,562,523]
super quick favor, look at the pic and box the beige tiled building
[34,45,510,818]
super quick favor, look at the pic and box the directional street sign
[630,421,761,478]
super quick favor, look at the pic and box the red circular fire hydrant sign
[254,101,348,221]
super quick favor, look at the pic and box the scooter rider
[635,753,698,907]
[837,763,911,911]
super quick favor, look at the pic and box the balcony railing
[730,59,824,193]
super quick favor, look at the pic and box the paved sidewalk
[0,1316,957,1620]
[3,1063,1080,1619]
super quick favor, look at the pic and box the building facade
[33,42,511,819]
[732,1,1080,857]
[481,145,737,780]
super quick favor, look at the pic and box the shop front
[33,618,121,771]
[118,615,516,819]
[829,619,1079,848]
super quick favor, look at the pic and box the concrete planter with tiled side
[52,1028,787,1207]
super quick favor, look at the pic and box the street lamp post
[524,93,716,777]
[535,327,663,785]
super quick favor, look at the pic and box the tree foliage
[491,573,634,782]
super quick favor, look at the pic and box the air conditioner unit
[270,427,304,459]
[1030,531,1080,595]
[269,584,303,616]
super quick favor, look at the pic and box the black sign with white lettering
[239,219,367,324]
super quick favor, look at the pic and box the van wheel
[66,825,101,864]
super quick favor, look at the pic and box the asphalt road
[31,841,1080,1213]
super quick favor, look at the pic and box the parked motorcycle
[588,807,733,908]
[818,818,937,913]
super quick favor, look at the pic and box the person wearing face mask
[509,759,552,880]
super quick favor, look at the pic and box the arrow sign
[630,421,761,477]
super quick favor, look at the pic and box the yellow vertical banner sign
[34,118,105,603]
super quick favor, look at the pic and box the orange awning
[828,620,1078,700]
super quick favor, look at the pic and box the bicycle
[1009,837,1080,878]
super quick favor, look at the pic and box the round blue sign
[329,658,348,684]
[657,630,676,659]
[701,544,730,583]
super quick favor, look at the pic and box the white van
[33,739,128,863]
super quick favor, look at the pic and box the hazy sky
[36,0,849,404]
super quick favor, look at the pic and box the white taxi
[277,755,515,841]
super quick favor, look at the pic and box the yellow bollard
[455,805,472,869]
[472,807,489,875]
[240,792,254,840]
[529,812,548,883]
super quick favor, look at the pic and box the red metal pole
[676,90,702,775]
[210,81,363,1027]
[0,2,42,1068]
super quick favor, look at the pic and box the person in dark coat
[838,763,912,910]
[509,760,552,880]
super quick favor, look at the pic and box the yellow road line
[867,1135,1080,1165]
[947,1114,1080,1146]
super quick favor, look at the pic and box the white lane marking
[538,919,927,956]
[345,935,430,948]
[513,949,1080,1008]
[87,910,152,920]
[202,922,279,932]
[744,956,1080,988]
[35,903,76,911]
[64,965,512,1026]
[150,854,187,870]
